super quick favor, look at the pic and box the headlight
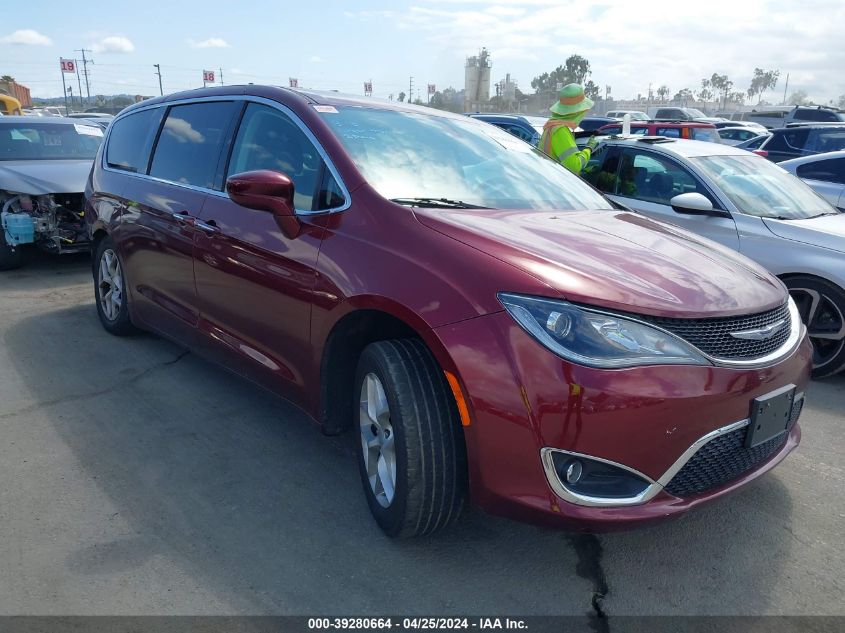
[498,293,710,368]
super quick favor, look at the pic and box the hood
[0,160,93,195]
[414,208,785,318]
[763,214,845,254]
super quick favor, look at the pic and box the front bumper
[434,310,812,531]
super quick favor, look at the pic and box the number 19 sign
[60,58,76,73]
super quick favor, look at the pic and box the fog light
[550,451,651,500]
[565,460,583,484]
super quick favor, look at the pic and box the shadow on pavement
[4,302,805,616]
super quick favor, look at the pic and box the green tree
[729,91,746,105]
[656,85,670,101]
[788,90,810,106]
[584,80,600,100]
[397,91,406,103]
[747,68,780,104]
[710,73,733,109]
[0,75,15,83]
[697,78,713,104]
[530,54,592,94]
[673,88,694,105]
[836,94,845,109]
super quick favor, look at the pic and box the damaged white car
[1,116,103,270]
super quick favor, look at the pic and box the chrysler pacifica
[85,87,811,537]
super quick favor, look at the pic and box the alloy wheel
[98,248,123,322]
[790,287,845,372]
[359,373,397,508]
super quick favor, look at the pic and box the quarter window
[796,157,845,184]
[765,129,809,153]
[106,108,163,173]
[149,101,239,189]
[228,103,341,212]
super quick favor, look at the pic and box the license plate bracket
[746,384,796,448]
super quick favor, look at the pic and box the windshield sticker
[313,105,339,114]
[74,124,104,137]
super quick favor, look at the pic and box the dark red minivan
[85,86,812,537]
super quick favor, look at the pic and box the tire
[0,230,24,271]
[785,276,845,379]
[353,339,467,538]
[93,236,136,336]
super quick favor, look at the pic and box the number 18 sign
[203,70,215,83]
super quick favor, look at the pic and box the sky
[2,0,844,106]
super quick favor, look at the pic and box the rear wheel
[354,339,467,538]
[0,230,24,271]
[785,276,845,378]
[94,236,136,336]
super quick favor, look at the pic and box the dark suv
[752,124,845,162]
[84,86,810,537]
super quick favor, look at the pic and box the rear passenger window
[149,102,238,189]
[227,103,343,212]
[106,108,163,173]
[656,127,681,138]
[795,109,838,122]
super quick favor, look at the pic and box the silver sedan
[779,151,845,211]
[583,137,845,377]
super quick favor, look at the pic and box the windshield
[692,154,839,219]
[687,109,707,118]
[0,122,103,160]
[322,106,613,211]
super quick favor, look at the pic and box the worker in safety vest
[538,84,596,174]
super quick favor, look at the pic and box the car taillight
[753,149,769,157]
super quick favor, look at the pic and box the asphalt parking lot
[1,251,843,618]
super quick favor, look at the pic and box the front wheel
[354,339,467,538]
[785,276,845,378]
[94,236,136,336]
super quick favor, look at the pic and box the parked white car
[606,109,650,121]
[583,136,845,377]
[780,151,845,211]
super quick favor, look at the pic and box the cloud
[92,36,135,54]
[188,38,231,48]
[309,55,322,63]
[388,0,845,104]
[0,29,52,46]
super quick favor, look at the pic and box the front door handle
[171,212,196,226]
[195,219,220,234]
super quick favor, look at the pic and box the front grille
[665,397,803,498]
[637,303,791,360]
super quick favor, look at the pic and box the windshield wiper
[389,197,488,209]
[773,212,838,220]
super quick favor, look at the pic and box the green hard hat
[550,83,594,116]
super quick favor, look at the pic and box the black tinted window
[150,102,238,188]
[795,109,839,122]
[228,103,339,211]
[796,158,845,184]
[810,130,845,153]
[107,108,163,172]
[765,129,809,152]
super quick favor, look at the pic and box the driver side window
[228,103,340,212]
[619,150,715,206]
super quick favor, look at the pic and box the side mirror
[670,192,727,217]
[226,170,301,239]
